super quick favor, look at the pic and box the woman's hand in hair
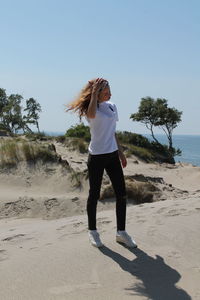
[87,78,104,118]
[91,78,105,94]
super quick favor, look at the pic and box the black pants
[86,150,127,231]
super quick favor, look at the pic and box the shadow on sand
[99,245,191,300]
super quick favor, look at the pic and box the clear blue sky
[0,0,199,134]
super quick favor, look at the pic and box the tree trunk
[166,126,173,151]
[36,121,40,133]
[150,125,160,144]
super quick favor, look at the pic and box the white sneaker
[116,231,137,248]
[88,230,103,248]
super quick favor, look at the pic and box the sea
[145,134,200,167]
[46,132,200,167]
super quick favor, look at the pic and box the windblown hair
[66,78,108,121]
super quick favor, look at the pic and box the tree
[130,97,160,144]
[24,98,42,133]
[130,97,182,152]
[65,122,91,142]
[153,99,182,150]
[0,88,8,125]
[1,94,23,133]
[0,88,42,134]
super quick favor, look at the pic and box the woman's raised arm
[86,78,104,118]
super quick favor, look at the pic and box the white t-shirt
[86,101,119,155]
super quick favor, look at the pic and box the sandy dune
[0,197,200,299]
[0,139,200,299]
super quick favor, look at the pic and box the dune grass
[0,139,57,169]
[124,144,154,162]
[0,140,19,168]
[100,179,159,204]
[58,137,88,154]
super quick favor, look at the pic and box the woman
[67,78,137,248]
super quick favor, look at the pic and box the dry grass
[0,139,58,169]
[69,168,88,189]
[64,137,88,154]
[124,144,154,162]
[0,140,19,168]
[100,178,159,204]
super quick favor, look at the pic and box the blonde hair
[66,78,108,121]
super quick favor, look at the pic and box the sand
[0,139,200,299]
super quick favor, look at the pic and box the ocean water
[171,135,200,166]
[45,132,200,167]
[146,134,200,166]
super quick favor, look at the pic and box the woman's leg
[87,155,105,230]
[105,152,127,231]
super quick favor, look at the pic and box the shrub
[77,140,88,153]
[65,123,91,142]
[55,135,66,143]
[116,130,181,163]
[100,180,157,204]
[125,144,154,162]
[116,131,152,149]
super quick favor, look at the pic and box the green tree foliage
[0,88,7,115]
[130,97,160,144]
[1,93,23,133]
[24,98,42,133]
[153,99,182,150]
[0,88,42,134]
[65,123,91,142]
[130,97,182,152]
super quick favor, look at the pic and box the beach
[0,138,200,299]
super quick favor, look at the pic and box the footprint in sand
[71,197,79,202]
[98,218,112,225]
[137,219,146,223]
[100,220,112,225]
[58,231,82,239]
[71,223,87,234]
[29,247,39,250]
[56,225,68,231]
[44,198,60,211]
[2,234,34,243]
[2,234,26,241]
[73,221,83,228]
[58,224,86,238]
[71,229,87,235]
[166,209,187,217]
